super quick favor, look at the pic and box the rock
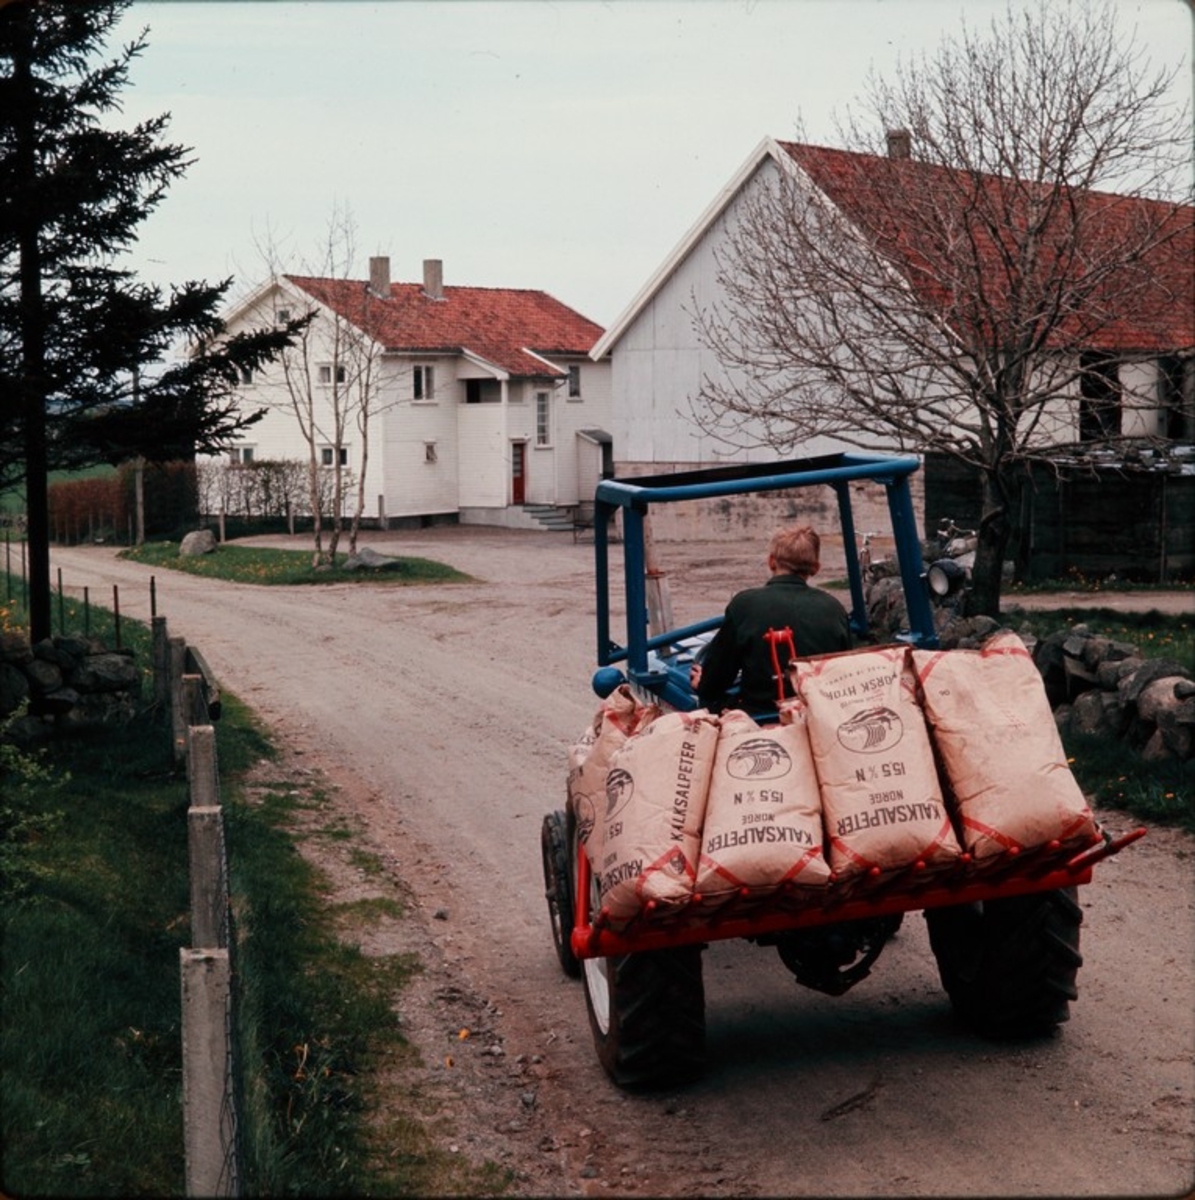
[33,637,75,669]
[1156,714,1194,759]
[0,661,30,716]
[343,546,400,571]
[1079,635,1138,670]
[1137,677,1190,725]
[1063,654,1100,700]
[69,652,141,694]
[1140,728,1177,763]
[38,686,81,715]
[1070,689,1124,738]
[1097,656,1143,689]
[25,658,63,696]
[0,631,32,664]
[180,529,217,557]
[1118,659,1194,707]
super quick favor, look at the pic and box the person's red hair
[769,526,820,576]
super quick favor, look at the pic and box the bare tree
[690,1,1193,615]
[254,206,388,565]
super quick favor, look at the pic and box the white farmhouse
[592,135,1195,473]
[210,257,611,529]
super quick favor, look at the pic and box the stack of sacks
[792,646,963,880]
[696,708,830,906]
[912,631,1099,860]
[565,630,1096,928]
[596,710,720,925]
[567,685,659,866]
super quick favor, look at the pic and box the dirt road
[48,530,1194,1197]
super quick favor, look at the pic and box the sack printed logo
[574,794,595,844]
[604,768,635,819]
[837,705,903,753]
[727,737,792,780]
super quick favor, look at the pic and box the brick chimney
[887,129,912,160]
[368,256,390,297]
[423,258,444,301]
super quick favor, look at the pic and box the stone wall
[0,632,141,744]
[861,559,1195,763]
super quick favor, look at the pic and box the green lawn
[120,541,473,586]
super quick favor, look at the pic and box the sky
[112,0,1195,331]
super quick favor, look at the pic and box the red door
[511,441,526,505]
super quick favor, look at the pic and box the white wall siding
[458,403,508,507]
[612,161,847,468]
[380,391,460,519]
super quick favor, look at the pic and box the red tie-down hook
[764,627,797,709]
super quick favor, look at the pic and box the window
[276,307,291,323]
[424,442,438,464]
[535,390,551,446]
[239,365,254,386]
[318,363,347,385]
[1159,355,1193,440]
[567,364,581,399]
[320,446,348,467]
[1078,352,1122,442]
[414,364,435,401]
[228,446,255,465]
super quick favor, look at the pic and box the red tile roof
[778,141,1195,354]
[283,276,604,378]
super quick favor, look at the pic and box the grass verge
[1,675,507,1196]
[119,541,473,586]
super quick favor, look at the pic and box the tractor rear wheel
[541,810,581,978]
[925,886,1083,1038]
[583,945,706,1089]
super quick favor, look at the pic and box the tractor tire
[541,810,581,978]
[925,886,1083,1038]
[583,946,707,1090]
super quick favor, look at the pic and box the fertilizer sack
[567,685,659,866]
[597,709,720,924]
[912,632,1099,860]
[793,646,962,878]
[697,709,830,902]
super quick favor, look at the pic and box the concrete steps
[522,503,578,533]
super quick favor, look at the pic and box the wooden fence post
[153,616,170,708]
[183,673,205,729]
[180,949,240,1197]
[188,726,226,950]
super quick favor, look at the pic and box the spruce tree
[0,0,304,641]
